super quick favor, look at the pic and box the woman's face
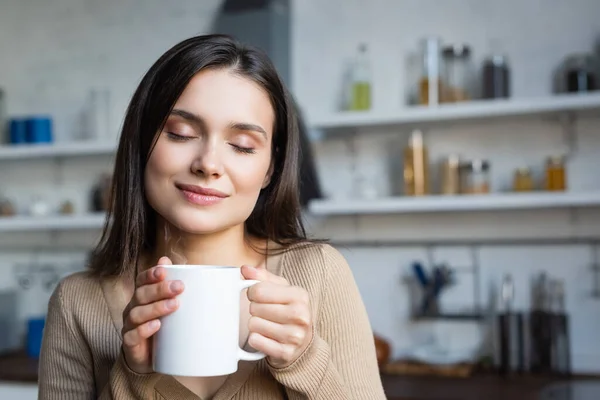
[144,68,274,235]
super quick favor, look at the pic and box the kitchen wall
[0,0,599,381]
[291,0,600,373]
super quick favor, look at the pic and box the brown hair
[89,34,315,277]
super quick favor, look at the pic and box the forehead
[173,68,275,135]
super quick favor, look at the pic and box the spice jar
[545,156,567,191]
[460,159,490,194]
[513,167,534,192]
[442,44,474,102]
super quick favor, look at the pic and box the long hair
[89,34,312,277]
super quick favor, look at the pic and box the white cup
[152,265,266,377]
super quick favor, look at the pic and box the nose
[191,139,224,178]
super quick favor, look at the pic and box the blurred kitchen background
[1,0,600,399]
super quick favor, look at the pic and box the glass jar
[418,37,443,106]
[545,156,567,191]
[561,53,599,93]
[440,155,460,195]
[482,55,511,99]
[460,159,490,194]
[442,44,474,102]
[513,167,534,192]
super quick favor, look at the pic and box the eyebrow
[170,109,267,141]
[228,122,268,141]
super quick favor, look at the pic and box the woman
[38,34,386,399]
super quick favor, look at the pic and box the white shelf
[0,141,117,160]
[308,191,600,216]
[0,213,107,232]
[310,92,600,132]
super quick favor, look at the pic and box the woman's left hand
[241,265,313,369]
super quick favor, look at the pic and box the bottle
[349,44,371,111]
[418,37,442,106]
[403,130,429,196]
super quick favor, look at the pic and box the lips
[176,183,229,198]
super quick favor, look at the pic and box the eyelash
[167,132,256,154]
[166,132,191,141]
[230,144,256,154]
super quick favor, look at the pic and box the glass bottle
[403,130,429,196]
[418,37,442,106]
[349,44,371,111]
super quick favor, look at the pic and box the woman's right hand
[121,256,184,374]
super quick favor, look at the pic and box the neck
[151,220,265,267]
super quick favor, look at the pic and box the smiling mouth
[176,183,229,206]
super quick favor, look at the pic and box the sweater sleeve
[268,245,387,399]
[38,278,162,400]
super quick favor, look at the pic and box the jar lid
[443,44,471,58]
[460,159,490,172]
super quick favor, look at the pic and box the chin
[162,208,249,236]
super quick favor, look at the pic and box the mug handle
[238,280,267,361]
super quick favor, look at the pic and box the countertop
[2,351,600,399]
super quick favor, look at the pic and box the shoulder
[279,242,353,287]
[48,270,105,315]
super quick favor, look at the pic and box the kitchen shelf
[309,92,600,133]
[0,213,107,232]
[411,313,485,322]
[0,141,117,161]
[308,191,600,216]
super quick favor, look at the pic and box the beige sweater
[38,243,386,399]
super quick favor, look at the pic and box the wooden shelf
[308,191,600,216]
[309,92,600,133]
[0,213,106,232]
[0,141,116,161]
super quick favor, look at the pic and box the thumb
[157,256,173,266]
[241,265,266,281]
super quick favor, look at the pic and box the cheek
[230,155,271,195]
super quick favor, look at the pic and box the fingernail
[170,281,183,292]
[153,268,161,278]
[166,299,178,309]
[150,320,159,329]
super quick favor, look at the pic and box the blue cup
[25,117,53,143]
[26,317,45,358]
[9,119,28,144]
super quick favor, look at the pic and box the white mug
[152,265,265,377]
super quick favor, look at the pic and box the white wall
[1,0,600,383]
[292,0,600,373]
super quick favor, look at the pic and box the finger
[250,302,310,326]
[122,319,161,348]
[134,279,184,306]
[248,316,308,346]
[248,282,307,305]
[241,265,288,286]
[124,298,179,331]
[247,332,296,367]
[135,256,173,287]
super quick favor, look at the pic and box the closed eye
[167,132,193,141]
[230,143,256,154]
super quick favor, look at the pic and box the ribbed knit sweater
[37,243,386,399]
